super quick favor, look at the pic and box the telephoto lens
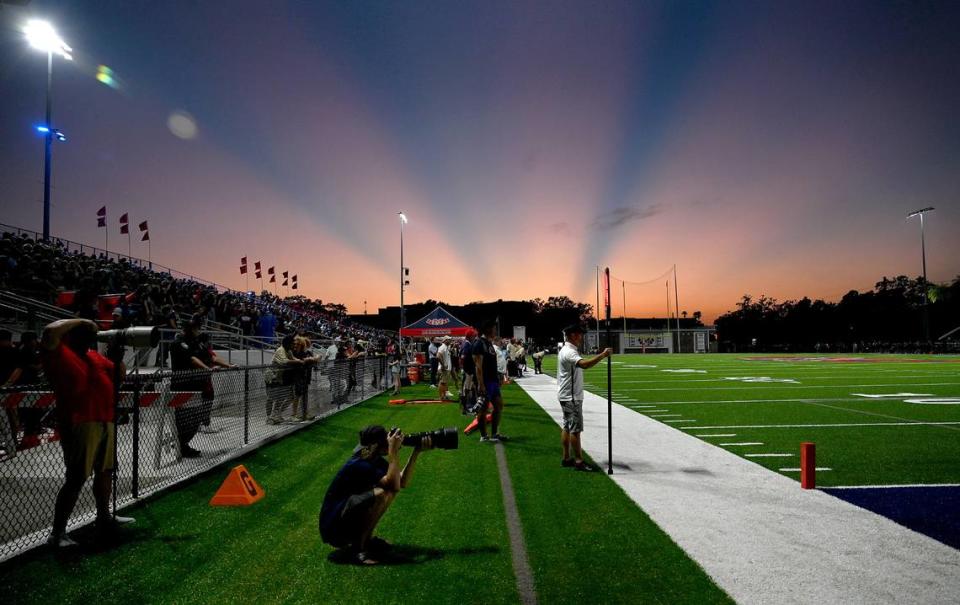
[401,427,459,450]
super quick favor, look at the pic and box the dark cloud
[591,204,663,231]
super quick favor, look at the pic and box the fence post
[132,376,142,498]
[243,367,250,444]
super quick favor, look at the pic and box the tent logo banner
[426,318,451,326]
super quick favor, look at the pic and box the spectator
[290,335,318,421]
[427,338,439,388]
[40,318,135,547]
[264,335,304,423]
[169,315,216,458]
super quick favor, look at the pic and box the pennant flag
[241,256,247,265]
[97,206,106,217]
[282,279,288,286]
[255,271,262,279]
[139,220,149,232]
[119,213,128,224]
[120,223,129,234]
[282,271,288,278]
[240,265,248,275]
[255,261,261,270]
[268,267,275,275]
[292,274,298,282]
[141,231,150,241]
[292,283,298,290]
[97,217,106,228]
[269,275,276,283]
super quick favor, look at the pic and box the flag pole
[605,267,613,475]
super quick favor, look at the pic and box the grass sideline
[541,353,960,487]
[1,382,730,604]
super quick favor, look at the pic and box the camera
[97,326,161,349]
[392,426,459,450]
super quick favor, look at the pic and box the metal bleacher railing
[0,355,391,563]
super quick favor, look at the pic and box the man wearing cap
[40,318,135,547]
[319,425,433,565]
[557,324,612,471]
[459,329,478,414]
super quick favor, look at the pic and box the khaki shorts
[559,400,583,434]
[60,421,115,478]
[440,370,454,384]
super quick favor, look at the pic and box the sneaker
[574,461,598,472]
[561,458,575,468]
[479,435,493,443]
[492,433,509,442]
[97,515,136,533]
[47,532,78,548]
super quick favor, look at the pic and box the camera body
[391,426,459,450]
[96,326,160,349]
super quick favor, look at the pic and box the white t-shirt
[326,344,338,361]
[437,343,452,371]
[557,342,584,402]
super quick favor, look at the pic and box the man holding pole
[557,324,611,471]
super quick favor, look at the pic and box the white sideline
[514,372,960,605]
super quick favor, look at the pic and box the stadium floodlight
[23,19,74,242]
[906,207,935,342]
[23,20,73,60]
[398,212,408,224]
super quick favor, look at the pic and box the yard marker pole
[800,442,815,489]
[605,267,613,475]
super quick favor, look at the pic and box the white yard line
[780,467,832,472]
[745,453,794,458]
[688,421,960,430]
[664,419,694,423]
[718,442,763,446]
[515,373,960,605]
[694,433,737,437]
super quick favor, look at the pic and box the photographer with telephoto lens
[319,425,435,565]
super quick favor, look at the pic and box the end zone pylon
[210,464,264,506]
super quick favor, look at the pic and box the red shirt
[44,344,115,424]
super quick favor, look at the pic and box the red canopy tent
[400,306,473,337]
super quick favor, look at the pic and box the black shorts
[320,490,376,547]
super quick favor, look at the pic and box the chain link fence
[0,356,389,562]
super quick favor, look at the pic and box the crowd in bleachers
[0,231,389,349]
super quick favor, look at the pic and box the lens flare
[167,111,198,140]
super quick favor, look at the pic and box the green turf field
[541,353,960,487]
[0,382,731,605]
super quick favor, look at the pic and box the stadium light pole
[23,19,73,242]
[398,212,408,353]
[907,207,935,342]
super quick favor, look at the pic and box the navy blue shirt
[460,339,475,376]
[319,455,388,541]
[471,336,499,384]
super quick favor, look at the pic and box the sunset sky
[1,1,958,322]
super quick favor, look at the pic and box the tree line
[715,275,960,352]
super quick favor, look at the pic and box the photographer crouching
[41,319,134,548]
[320,425,456,565]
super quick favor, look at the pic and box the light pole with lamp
[23,19,73,242]
[907,207,935,342]
[398,212,409,355]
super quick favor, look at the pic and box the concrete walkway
[515,372,960,605]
